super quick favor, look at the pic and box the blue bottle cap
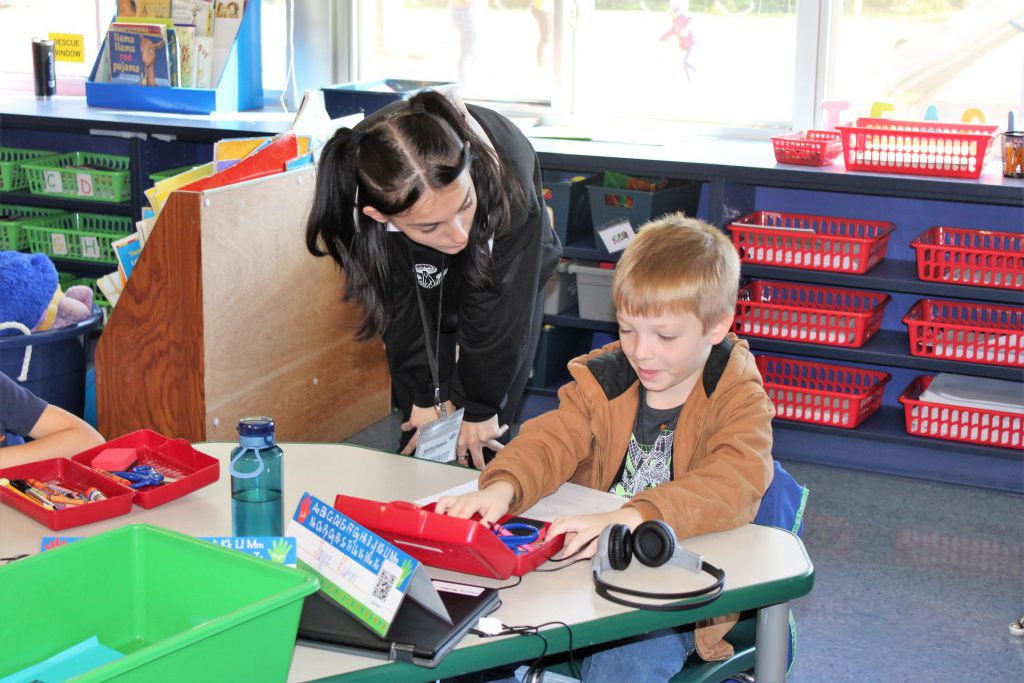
[237,416,276,447]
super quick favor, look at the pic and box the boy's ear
[362,205,388,224]
[707,312,733,344]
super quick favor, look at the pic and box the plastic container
[21,212,134,264]
[0,524,319,682]
[542,170,600,245]
[898,375,1023,450]
[21,151,131,203]
[0,203,65,250]
[728,210,895,274]
[903,299,1023,369]
[733,280,891,348]
[909,226,1023,291]
[71,429,221,509]
[756,355,890,429]
[0,147,59,191]
[568,261,617,322]
[0,307,102,417]
[836,118,998,179]
[0,457,134,530]
[771,130,843,166]
[587,177,701,248]
[543,260,577,315]
[322,79,458,118]
[230,416,284,537]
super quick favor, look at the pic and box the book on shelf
[111,232,143,286]
[172,0,213,36]
[174,25,196,87]
[211,0,244,85]
[166,27,179,86]
[107,29,171,87]
[116,0,172,18]
[193,35,214,88]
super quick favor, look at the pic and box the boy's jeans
[580,627,696,683]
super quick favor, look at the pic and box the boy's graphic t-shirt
[609,387,682,498]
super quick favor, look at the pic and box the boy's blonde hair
[612,213,740,331]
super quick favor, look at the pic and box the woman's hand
[457,415,509,469]
[547,507,645,560]
[435,481,515,524]
[400,401,456,455]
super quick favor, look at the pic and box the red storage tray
[71,429,220,509]
[836,118,998,179]
[333,494,565,580]
[771,130,843,166]
[756,355,890,429]
[909,226,1024,291]
[0,458,134,530]
[903,299,1023,369]
[729,210,895,274]
[898,375,1023,450]
[734,280,891,348]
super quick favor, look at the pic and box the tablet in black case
[296,579,500,668]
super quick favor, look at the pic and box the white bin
[568,261,616,322]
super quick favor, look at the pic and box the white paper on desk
[414,481,624,523]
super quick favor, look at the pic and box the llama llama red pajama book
[107,23,170,87]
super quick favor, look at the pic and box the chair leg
[754,602,789,683]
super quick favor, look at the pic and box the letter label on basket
[50,232,69,256]
[80,235,101,260]
[76,173,95,198]
[43,170,63,193]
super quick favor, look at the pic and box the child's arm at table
[1,404,104,468]
[548,507,644,559]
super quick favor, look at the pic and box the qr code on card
[373,568,397,601]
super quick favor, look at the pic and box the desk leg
[754,601,789,683]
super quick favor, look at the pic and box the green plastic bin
[0,147,59,191]
[21,212,134,264]
[0,204,66,250]
[22,151,131,203]
[0,524,319,682]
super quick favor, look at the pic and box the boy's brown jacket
[479,333,775,661]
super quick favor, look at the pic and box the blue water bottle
[230,416,284,537]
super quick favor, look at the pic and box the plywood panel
[95,192,207,440]
[197,167,390,442]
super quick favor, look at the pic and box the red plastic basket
[771,130,843,166]
[0,458,134,530]
[729,210,895,274]
[836,118,998,179]
[909,226,1024,291]
[903,299,1023,368]
[71,429,220,509]
[734,280,890,348]
[756,355,890,428]
[899,375,1023,450]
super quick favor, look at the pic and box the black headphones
[592,520,726,611]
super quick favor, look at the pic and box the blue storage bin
[542,171,600,246]
[0,307,102,418]
[587,178,701,253]
[322,79,458,118]
[529,326,594,389]
[84,0,263,115]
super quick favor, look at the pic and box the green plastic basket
[0,524,319,682]
[148,164,198,184]
[22,151,131,203]
[0,147,59,191]
[0,204,66,250]
[22,212,134,264]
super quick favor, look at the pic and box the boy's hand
[548,507,644,560]
[434,480,515,524]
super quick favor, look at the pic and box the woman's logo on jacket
[415,264,448,289]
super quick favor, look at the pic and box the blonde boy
[437,213,774,673]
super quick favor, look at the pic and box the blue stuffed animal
[0,251,93,337]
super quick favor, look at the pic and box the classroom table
[0,442,814,683]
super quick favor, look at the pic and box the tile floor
[345,412,1024,682]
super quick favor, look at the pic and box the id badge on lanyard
[414,407,465,463]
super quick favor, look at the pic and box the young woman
[306,91,561,468]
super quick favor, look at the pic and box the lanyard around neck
[410,247,447,418]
